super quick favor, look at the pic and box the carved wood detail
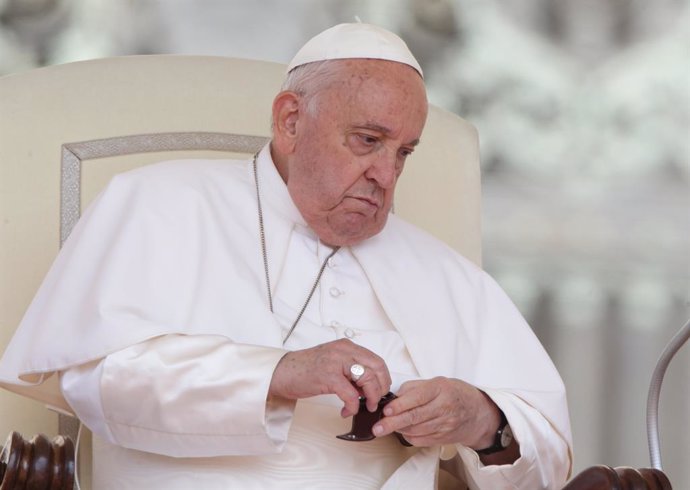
[0,432,74,490]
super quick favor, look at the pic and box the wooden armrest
[0,431,75,490]
[562,464,672,490]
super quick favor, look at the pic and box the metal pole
[646,318,690,470]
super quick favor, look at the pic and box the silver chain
[253,151,274,313]
[252,152,340,345]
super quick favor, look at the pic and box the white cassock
[0,145,572,489]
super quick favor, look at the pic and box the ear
[272,91,301,154]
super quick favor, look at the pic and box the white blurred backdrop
[1,0,688,487]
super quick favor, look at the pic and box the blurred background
[1,0,688,487]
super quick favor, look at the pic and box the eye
[348,132,381,155]
[398,147,414,159]
[358,134,379,146]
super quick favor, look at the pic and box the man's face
[281,60,428,247]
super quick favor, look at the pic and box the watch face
[500,425,513,448]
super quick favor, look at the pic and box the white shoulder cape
[0,156,571,460]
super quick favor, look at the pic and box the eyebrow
[356,123,421,147]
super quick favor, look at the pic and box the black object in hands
[337,392,412,446]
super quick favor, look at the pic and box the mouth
[357,196,380,207]
[352,195,381,210]
[342,195,381,215]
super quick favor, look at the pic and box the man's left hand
[371,376,500,449]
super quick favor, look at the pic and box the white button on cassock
[344,328,356,339]
[329,287,342,298]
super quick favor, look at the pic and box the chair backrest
[0,54,481,470]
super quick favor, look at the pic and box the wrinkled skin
[268,60,518,465]
[271,59,427,247]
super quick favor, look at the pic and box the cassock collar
[255,144,309,231]
[254,145,431,371]
[254,143,320,296]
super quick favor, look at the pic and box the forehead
[322,60,428,130]
[335,59,425,97]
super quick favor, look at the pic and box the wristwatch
[476,410,513,455]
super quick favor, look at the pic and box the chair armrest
[0,431,75,490]
[562,465,672,490]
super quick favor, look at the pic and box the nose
[364,150,398,189]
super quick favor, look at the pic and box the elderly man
[0,24,571,489]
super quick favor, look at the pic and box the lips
[354,196,380,208]
[343,195,381,215]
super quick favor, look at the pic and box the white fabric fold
[100,335,291,457]
[3,147,572,488]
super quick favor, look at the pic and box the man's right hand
[268,339,391,416]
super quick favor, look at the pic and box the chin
[315,213,388,247]
[324,225,386,247]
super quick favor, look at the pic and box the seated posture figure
[0,23,572,489]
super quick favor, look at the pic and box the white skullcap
[287,23,423,78]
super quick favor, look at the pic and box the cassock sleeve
[437,270,572,489]
[61,334,296,458]
[446,274,572,489]
[441,390,571,489]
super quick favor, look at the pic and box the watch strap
[476,410,511,455]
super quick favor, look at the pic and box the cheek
[292,143,372,209]
[288,165,344,215]
[313,163,363,201]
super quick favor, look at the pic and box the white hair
[280,60,351,115]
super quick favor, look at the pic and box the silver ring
[350,364,365,382]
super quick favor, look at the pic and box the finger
[344,362,383,412]
[382,384,434,417]
[396,417,456,438]
[345,357,391,411]
[352,363,390,397]
[374,403,435,437]
[350,349,391,393]
[357,375,385,412]
[334,378,364,417]
[388,416,449,448]
[370,356,393,394]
